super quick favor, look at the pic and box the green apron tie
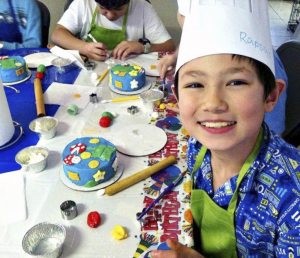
[86,7,128,50]
[191,129,263,258]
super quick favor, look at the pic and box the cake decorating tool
[34,78,46,117]
[88,33,97,43]
[101,95,140,103]
[98,156,177,196]
[96,68,109,86]
[136,170,187,221]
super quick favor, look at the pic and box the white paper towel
[0,79,15,146]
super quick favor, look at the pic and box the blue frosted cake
[110,63,146,92]
[62,137,118,188]
[0,56,29,84]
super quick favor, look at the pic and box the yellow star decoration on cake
[93,170,106,182]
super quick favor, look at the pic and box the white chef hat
[176,0,275,75]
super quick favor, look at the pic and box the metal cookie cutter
[84,60,96,70]
[60,200,78,220]
[127,105,139,114]
[89,93,98,103]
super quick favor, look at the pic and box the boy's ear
[265,79,285,112]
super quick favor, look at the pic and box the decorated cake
[109,63,146,92]
[62,137,118,188]
[0,56,29,84]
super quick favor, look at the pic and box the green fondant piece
[100,146,116,161]
[102,112,114,120]
[88,144,105,159]
[0,59,15,69]
[84,180,98,188]
[37,64,46,73]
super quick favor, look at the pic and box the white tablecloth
[0,61,158,258]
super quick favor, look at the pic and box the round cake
[0,56,29,84]
[109,63,146,92]
[62,137,118,188]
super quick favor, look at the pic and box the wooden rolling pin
[104,156,177,196]
[34,78,46,117]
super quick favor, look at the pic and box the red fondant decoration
[70,143,86,154]
[64,154,75,165]
[36,72,44,79]
[87,211,101,228]
[99,116,111,128]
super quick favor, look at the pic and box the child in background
[158,0,288,135]
[0,0,41,50]
[151,1,300,257]
[51,0,175,61]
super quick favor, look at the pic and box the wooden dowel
[105,156,177,196]
[34,78,46,117]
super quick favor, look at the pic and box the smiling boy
[151,1,300,257]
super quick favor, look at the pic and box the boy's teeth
[200,121,234,128]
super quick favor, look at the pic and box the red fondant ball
[36,72,44,79]
[87,211,101,228]
[99,116,111,128]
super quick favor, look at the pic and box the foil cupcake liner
[22,222,66,258]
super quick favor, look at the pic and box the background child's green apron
[191,131,262,258]
[87,7,128,50]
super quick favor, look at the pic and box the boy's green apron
[191,130,263,258]
[87,7,128,50]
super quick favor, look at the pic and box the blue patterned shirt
[188,124,300,257]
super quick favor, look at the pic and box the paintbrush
[136,170,187,221]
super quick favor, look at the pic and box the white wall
[39,0,181,45]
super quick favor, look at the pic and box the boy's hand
[150,239,205,258]
[157,53,177,79]
[82,42,108,61]
[112,41,144,60]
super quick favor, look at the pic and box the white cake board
[109,79,152,95]
[113,124,167,156]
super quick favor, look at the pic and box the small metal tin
[29,116,58,140]
[22,222,66,258]
[15,146,49,173]
[60,200,78,220]
[140,89,164,111]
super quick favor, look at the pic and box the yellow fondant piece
[133,65,141,70]
[115,81,122,88]
[129,70,138,76]
[93,170,106,181]
[111,224,128,240]
[159,103,166,110]
[68,171,80,181]
[81,152,92,159]
[118,71,126,77]
[89,160,99,169]
[90,138,100,144]
[15,62,22,67]
[73,93,81,98]
[16,67,24,76]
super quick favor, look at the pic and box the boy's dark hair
[95,0,130,10]
[174,55,276,100]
